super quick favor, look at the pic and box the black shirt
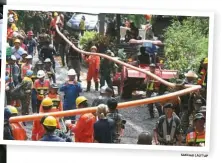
[94,118,115,143]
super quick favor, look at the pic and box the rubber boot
[86,81,91,92]
[77,74,81,82]
[95,82,99,91]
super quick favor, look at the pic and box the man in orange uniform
[21,55,32,79]
[39,83,63,112]
[7,105,27,140]
[65,96,96,143]
[84,46,100,92]
[197,57,208,87]
[33,70,50,113]
[186,113,205,146]
[32,97,61,141]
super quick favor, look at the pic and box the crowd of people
[4,10,208,146]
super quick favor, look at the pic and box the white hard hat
[22,50,28,55]
[37,70,46,78]
[100,86,108,94]
[49,44,53,49]
[68,69,76,76]
[44,58,51,63]
[13,32,19,37]
[8,17,14,23]
[11,55,17,61]
[25,55,33,59]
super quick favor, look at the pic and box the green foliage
[122,14,147,28]
[163,17,209,76]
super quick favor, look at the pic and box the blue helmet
[4,107,12,121]
[26,70,33,77]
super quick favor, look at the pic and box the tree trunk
[98,13,105,35]
[116,14,121,44]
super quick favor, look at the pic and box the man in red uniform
[33,70,50,113]
[32,97,61,141]
[21,55,32,79]
[7,105,27,140]
[84,46,100,92]
[65,96,96,143]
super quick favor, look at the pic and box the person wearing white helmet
[60,69,82,121]
[7,55,20,86]
[33,70,50,113]
[43,58,56,83]
[20,55,33,80]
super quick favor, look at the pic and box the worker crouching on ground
[33,70,50,113]
[106,97,126,143]
[32,98,61,141]
[186,113,205,146]
[154,103,182,145]
[137,131,152,145]
[65,96,96,143]
[4,106,27,140]
[84,46,100,92]
[60,69,82,121]
[39,116,65,142]
[94,104,115,143]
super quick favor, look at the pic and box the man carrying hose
[84,46,100,92]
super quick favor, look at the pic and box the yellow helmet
[8,105,18,114]
[203,57,208,64]
[42,97,53,107]
[43,116,57,127]
[160,60,164,64]
[76,96,87,108]
[54,12,58,17]
[14,39,21,44]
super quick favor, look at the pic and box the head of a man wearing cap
[196,106,206,119]
[149,64,156,73]
[25,55,32,64]
[194,99,203,111]
[8,55,17,65]
[185,70,198,83]
[163,103,174,118]
[14,39,21,49]
[44,58,52,68]
[21,51,28,60]
[194,113,205,132]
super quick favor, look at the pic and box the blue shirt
[40,133,65,142]
[94,118,115,143]
[59,82,82,110]
[11,47,24,60]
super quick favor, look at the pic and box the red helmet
[27,31,34,36]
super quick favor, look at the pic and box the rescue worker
[39,83,63,112]
[32,60,44,78]
[6,106,27,140]
[13,70,33,115]
[186,113,205,146]
[60,69,82,120]
[196,106,206,119]
[184,70,198,84]
[38,28,50,51]
[20,50,28,65]
[33,70,50,113]
[39,43,56,70]
[8,55,20,86]
[21,55,32,79]
[43,58,56,83]
[24,31,37,56]
[144,63,162,118]
[155,103,182,145]
[4,107,14,140]
[32,98,61,141]
[94,104,115,143]
[92,86,113,107]
[67,38,82,82]
[79,15,86,36]
[100,50,117,89]
[11,39,24,60]
[39,116,65,142]
[84,46,100,92]
[137,131,152,145]
[197,57,208,87]
[65,96,96,143]
[107,98,126,143]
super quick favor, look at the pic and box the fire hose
[9,25,201,123]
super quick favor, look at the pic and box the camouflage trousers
[20,93,31,115]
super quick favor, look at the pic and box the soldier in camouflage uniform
[99,50,117,89]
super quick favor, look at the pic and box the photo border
[0,4,214,153]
